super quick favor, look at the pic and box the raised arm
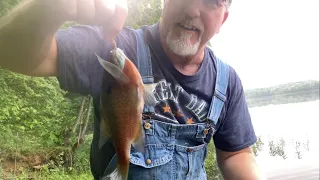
[0,0,128,77]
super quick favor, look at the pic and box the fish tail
[109,161,129,180]
[108,142,130,180]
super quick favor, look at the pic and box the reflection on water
[249,100,319,171]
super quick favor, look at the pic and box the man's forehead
[162,0,232,7]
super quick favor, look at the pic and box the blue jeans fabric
[99,28,229,180]
[103,119,213,180]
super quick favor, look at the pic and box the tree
[0,0,21,17]
[125,0,163,28]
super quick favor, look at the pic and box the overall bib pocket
[129,120,211,180]
[174,143,208,180]
[101,119,213,180]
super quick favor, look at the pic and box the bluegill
[95,47,155,180]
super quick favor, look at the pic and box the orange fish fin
[95,54,129,85]
[132,126,145,153]
[143,83,157,106]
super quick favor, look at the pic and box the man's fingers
[94,0,116,26]
[68,0,128,40]
[115,0,128,10]
[103,3,128,41]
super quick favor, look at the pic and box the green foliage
[60,21,79,29]
[252,136,264,157]
[266,137,311,160]
[71,134,92,173]
[0,69,83,152]
[125,0,162,28]
[268,138,287,159]
[0,167,93,180]
[3,0,309,179]
[0,134,94,180]
[204,136,266,180]
[294,141,302,159]
[0,0,21,17]
[245,80,319,98]
[245,80,320,107]
[59,0,163,29]
[204,142,223,180]
[0,0,162,178]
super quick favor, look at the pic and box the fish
[95,47,156,180]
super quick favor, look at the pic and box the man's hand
[216,147,266,180]
[51,0,128,41]
[0,0,128,76]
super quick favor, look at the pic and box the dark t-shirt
[55,23,257,176]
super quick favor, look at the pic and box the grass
[0,132,94,180]
[0,132,223,180]
[0,132,307,180]
[0,167,93,180]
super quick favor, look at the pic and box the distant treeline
[244,80,319,107]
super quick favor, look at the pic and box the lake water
[249,100,319,173]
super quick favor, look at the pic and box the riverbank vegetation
[0,1,318,179]
[245,80,319,107]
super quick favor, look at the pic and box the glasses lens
[202,0,225,9]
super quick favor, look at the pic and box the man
[0,0,265,179]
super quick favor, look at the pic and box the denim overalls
[100,28,230,180]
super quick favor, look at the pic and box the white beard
[165,30,201,57]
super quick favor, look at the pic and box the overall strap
[135,28,155,114]
[207,57,230,127]
[135,29,154,84]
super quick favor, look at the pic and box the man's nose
[184,0,201,18]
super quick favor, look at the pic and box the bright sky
[210,0,319,90]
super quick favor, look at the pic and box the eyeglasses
[201,0,228,9]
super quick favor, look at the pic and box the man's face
[161,0,229,57]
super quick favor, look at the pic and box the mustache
[176,18,204,32]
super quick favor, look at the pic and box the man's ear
[216,11,229,34]
[222,11,229,25]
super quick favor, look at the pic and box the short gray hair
[226,0,232,8]
[161,0,233,9]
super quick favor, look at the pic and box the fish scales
[96,48,155,180]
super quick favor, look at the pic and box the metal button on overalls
[204,129,209,135]
[144,122,151,130]
[146,159,152,165]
